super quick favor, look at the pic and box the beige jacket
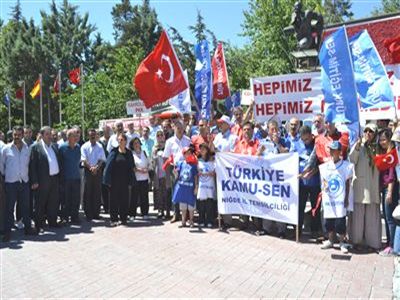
[349,144,380,205]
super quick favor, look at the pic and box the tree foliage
[323,0,354,24]
[372,0,400,16]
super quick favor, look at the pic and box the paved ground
[0,198,396,298]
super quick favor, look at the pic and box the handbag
[393,205,400,220]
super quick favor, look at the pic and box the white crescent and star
[156,54,174,83]
[384,154,395,165]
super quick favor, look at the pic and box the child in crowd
[319,141,354,254]
[197,143,216,228]
[172,146,198,228]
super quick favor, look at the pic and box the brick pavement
[0,200,396,298]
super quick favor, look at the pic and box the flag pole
[39,73,43,128]
[81,63,85,140]
[58,69,62,123]
[7,91,11,131]
[23,80,26,127]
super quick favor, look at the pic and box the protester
[107,120,124,153]
[197,143,216,228]
[298,125,321,237]
[163,121,191,223]
[191,119,214,155]
[152,130,170,219]
[99,125,112,213]
[23,126,34,146]
[348,123,381,250]
[59,129,81,224]
[30,126,61,232]
[81,129,106,222]
[130,137,150,219]
[73,125,85,146]
[319,141,354,254]
[213,115,237,228]
[377,129,399,256]
[141,126,154,190]
[312,113,325,136]
[148,114,162,140]
[285,117,302,152]
[162,119,174,140]
[234,122,261,156]
[231,104,253,140]
[172,146,198,228]
[1,126,36,242]
[57,129,67,147]
[103,133,134,227]
[377,119,390,130]
[126,122,140,145]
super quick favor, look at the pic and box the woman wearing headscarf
[349,123,381,250]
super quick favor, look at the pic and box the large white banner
[251,64,400,123]
[251,72,323,123]
[216,152,299,225]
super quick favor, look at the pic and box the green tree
[323,0,354,24]
[372,0,400,15]
[188,10,217,48]
[111,0,162,53]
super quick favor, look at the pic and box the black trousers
[130,180,149,217]
[83,171,102,220]
[299,185,321,234]
[101,184,110,212]
[197,199,215,225]
[62,179,81,221]
[35,175,59,228]
[110,181,129,222]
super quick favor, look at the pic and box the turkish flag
[15,87,23,99]
[373,148,399,171]
[384,35,400,63]
[69,67,80,85]
[134,30,188,108]
[212,42,230,99]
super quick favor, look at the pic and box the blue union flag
[319,26,359,124]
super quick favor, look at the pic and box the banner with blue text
[319,26,359,124]
[216,152,299,225]
[350,30,394,110]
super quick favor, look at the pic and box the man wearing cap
[213,115,238,228]
[319,140,354,254]
[349,123,381,250]
[213,115,238,153]
[163,121,191,223]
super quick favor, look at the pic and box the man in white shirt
[30,126,61,232]
[126,122,140,146]
[107,120,124,153]
[163,121,191,223]
[1,126,36,242]
[81,128,106,221]
[148,114,162,140]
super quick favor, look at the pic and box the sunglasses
[364,129,374,134]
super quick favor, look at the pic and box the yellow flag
[30,79,40,98]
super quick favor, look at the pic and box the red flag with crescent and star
[211,42,230,100]
[69,67,80,85]
[134,30,188,108]
[373,148,399,171]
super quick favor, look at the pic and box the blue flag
[224,91,240,114]
[3,93,10,106]
[194,40,212,119]
[225,96,232,113]
[349,30,394,110]
[319,26,359,124]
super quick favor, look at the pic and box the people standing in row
[81,129,106,222]
[103,133,134,227]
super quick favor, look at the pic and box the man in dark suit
[30,126,62,232]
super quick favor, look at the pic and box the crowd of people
[1,107,400,257]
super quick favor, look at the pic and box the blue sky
[0,0,382,47]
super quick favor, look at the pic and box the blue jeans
[393,226,400,254]
[382,186,399,248]
[4,182,31,233]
